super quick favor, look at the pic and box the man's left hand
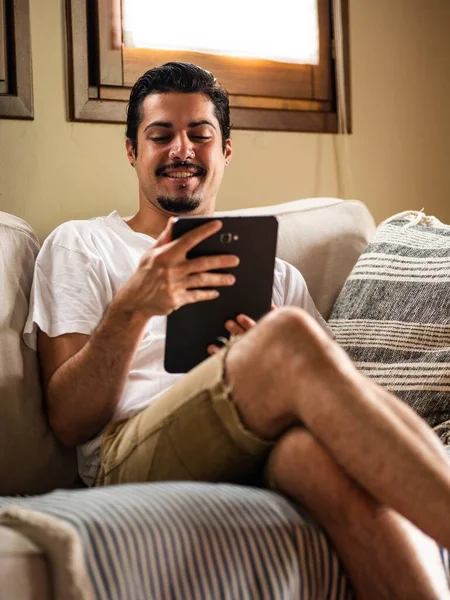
[207,314,256,355]
[207,306,276,355]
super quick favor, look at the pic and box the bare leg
[225,307,450,549]
[267,427,450,600]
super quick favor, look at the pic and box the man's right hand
[39,218,239,447]
[113,218,239,319]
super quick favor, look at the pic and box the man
[25,63,450,598]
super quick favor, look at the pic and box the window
[66,0,350,133]
[0,0,33,119]
[122,1,320,65]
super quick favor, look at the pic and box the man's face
[126,92,232,216]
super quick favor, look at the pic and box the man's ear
[125,138,136,167]
[224,138,232,165]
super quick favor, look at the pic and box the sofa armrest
[0,525,51,600]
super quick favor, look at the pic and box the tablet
[164,215,278,373]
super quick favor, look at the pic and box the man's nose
[169,136,195,161]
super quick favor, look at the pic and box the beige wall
[0,0,449,241]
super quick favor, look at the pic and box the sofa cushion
[0,212,77,495]
[222,198,376,319]
[328,211,450,440]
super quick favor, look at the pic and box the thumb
[154,217,174,248]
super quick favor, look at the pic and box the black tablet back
[164,216,278,373]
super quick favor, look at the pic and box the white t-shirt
[24,211,327,484]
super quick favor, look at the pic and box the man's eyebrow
[143,119,216,132]
[188,120,216,130]
[144,121,172,132]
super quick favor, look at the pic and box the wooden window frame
[66,0,350,133]
[0,0,33,120]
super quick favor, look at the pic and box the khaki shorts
[95,344,273,486]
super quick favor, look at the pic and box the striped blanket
[329,212,450,440]
[0,482,353,599]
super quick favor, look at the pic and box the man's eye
[191,135,211,141]
[150,136,170,142]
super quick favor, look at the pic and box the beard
[157,196,201,214]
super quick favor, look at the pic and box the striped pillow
[328,211,450,444]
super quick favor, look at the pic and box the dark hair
[126,62,231,156]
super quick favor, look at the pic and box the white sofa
[0,198,375,600]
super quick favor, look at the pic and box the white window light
[122,0,319,65]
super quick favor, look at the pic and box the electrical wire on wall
[332,0,355,200]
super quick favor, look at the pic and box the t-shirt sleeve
[272,259,332,334]
[23,241,112,351]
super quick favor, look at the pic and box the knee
[268,427,333,487]
[257,306,336,369]
[266,305,311,328]
[273,427,325,463]
[267,428,354,510]
[263,307,328,346]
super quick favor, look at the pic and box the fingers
[224,321,245,336]
[182,289,220,306]
[171,219,224,257]
[186,272,235,290]
[154,217,174,248]
[185,253,240,275]
[207,313,258,355]
[207,344,221,356]
[223,314,256,336]
[151,220,240,277]
[235,314,256,329]
[154,220,240,271]
[226,314,256,333]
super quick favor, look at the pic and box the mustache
[156,161,206,177]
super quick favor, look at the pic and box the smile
[157,162,206,179]
[163,171,196,179]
